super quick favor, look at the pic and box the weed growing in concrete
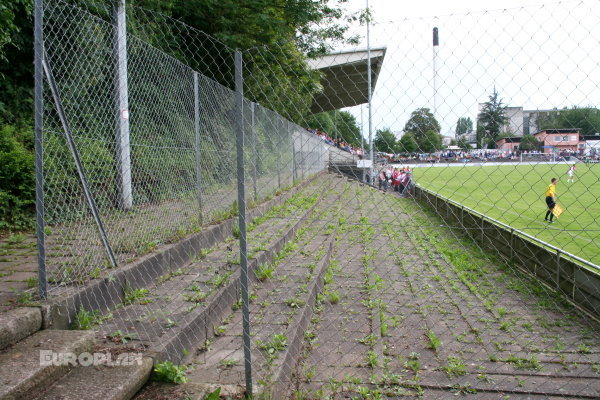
[153,361,187,384]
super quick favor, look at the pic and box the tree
[330,110,362,148]
[305,110,362,148]
[539,106,600,135]
[403,108,441,152]
[420,130,443,152]
[305,112,334,135]
[477,89,509,146]
[455,117,473,136]
[519,134,541,151]
[398,133,417,153]
[374,128,399,154]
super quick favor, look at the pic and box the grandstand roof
[307,47,387,114]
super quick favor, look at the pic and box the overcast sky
[337,0,599,139]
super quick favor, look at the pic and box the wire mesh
[36,0,600,398]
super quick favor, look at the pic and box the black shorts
[545,196,555,209]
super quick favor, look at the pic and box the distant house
[495,137,521,151]
[533,129,581,154]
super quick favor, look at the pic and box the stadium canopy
[307,47,387,114]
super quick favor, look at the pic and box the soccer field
[413,163,600,266]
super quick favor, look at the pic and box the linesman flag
[552,204,564,218]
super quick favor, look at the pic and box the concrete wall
[414,185,600,318]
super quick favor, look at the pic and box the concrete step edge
[0,307,42,351]
[31,356,153,400]
[0,329,95,400]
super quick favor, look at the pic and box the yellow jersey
[545,184,556,198]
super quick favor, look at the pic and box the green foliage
[0,124,34,230]
[443,356,467,377]
[404,108,442,152]
[204,387,221,400]
[72,306,109,330]
[426,329,441,351]
[305,110,363,147]
[123,287,150,305]
[108,330,138,344]
[398,132,418,153]
[477,89,509,146]
[539,106,600,135]
[366,350,379,368]
[257,333,288,361]
[255,263,274,281]
[455,117,473,135]
[519,134,541,151]
[0,0,34,124]
[374,128,399,154]
[153,361,188,384]
[420,130,443,152]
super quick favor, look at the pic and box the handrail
[415,183,600,274]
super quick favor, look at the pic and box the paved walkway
[0,233,37,311]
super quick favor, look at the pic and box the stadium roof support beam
[308,47,386,114]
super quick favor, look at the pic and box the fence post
[510,228,515,261]
[277,117,281,189]
[34,0,46,300]
[193,72,203,225]
[234,50,253,397]
[114,0,132,210]
[481,215,485,245]
[301,130,305,180]
[251,102,257,203]
[556,249,561,289]
[290,121,296,182]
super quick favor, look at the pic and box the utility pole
[367,0,373,185]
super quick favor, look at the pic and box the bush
[0,124,35,230]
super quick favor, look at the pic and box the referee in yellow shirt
[544,178,558,223]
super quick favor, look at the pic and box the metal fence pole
[43,56,118,269]
[234,50,253,397]
[114,0,132,210]
[301,131,305,180]
[34,0,46,300]
[277,117,281,188]
[251,102,257,203]
[367,0,374,183]
[290,121,296,182]
[556,249,561,289]
[194,72,203,225]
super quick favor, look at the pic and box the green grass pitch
[413,163,600,266]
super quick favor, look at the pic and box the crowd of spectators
[309,129,364,157]
[375,166,413,197]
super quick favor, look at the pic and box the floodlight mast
[433,27,439,119]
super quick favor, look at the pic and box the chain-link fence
[34,0,600,398]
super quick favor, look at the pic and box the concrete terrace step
[92,177,335,364]
[31,357,153,400]
[43,173,326,331]
[0,307,42,351]
[178,212,337,398]
[0,329,95,400]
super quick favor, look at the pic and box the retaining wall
[414,185,600,318]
